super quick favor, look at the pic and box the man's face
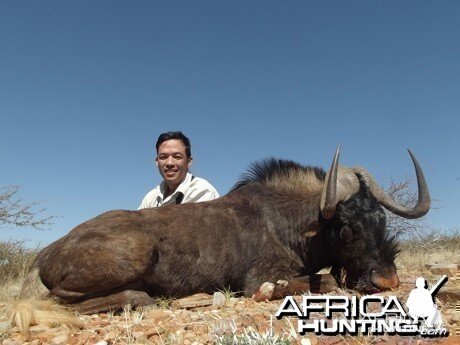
[156,139,192,190]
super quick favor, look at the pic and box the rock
[437,288,460,302]
[301,335,319,345]
[227,297,239,306]
[94,341,108,345]
[450,312,460,324]
[51,334,68,344]
[379,334,398,345]
[103,330,119,341]
[0,322,10,332]
[190,314,201,322]
[212,292,227,309]
[426,263,458,277]
[145,327,165,337]
[145,309,172,322]
[2,340,20,345]
[36,331,55,343]
[132,331,147,340]
[29,324,50,333]
[171,293,213,309]
[320,337,343,345]
[9,335,27,344]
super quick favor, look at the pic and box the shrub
[0,240,38,283]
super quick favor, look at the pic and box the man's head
[155,131,192,193]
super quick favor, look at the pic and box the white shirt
[138,172,220,209]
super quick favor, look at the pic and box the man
[138,131,219,209]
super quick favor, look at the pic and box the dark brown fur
[21,158,399,312]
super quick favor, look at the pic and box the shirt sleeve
[138,195,149,210]
[138,188,159,209]
[183,179,220,203]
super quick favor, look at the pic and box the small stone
[0,322,10,332]
[29,324,50,333]
[308,335,319,345]
[145,309,171,322]
[228,297,239,306]
[171,293,213,309]
[212,292,226,309]
[184,332,196,339]
[190,314,201,321]
[51,334,68,344]
[10,335,28,344]
[132,331,146,339]
[103,330,119,341]
[36,331,55,343]
[301,338,311,345]
[450,312,460,324]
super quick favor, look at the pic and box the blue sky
[1,1,459,246]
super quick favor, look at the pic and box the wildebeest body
[36,181,322,300]
[21,150,430,312]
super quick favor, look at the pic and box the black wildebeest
[18,148,430,314]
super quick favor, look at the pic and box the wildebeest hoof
[252,282,274,302]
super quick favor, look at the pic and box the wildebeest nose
[370,268,400,290]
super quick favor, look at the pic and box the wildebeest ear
[302,222,322,237]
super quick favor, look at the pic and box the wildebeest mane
[231,158,326,192]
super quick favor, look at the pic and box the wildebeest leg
[19,267,50,300]
[51,282,155,314]
[252,274,338,302]
[69,289,155,314]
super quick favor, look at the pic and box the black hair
[156,131,191,158]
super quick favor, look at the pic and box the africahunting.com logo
[275,275,449,337]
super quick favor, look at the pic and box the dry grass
[396,231,460,279]
[0,240,38,282]
[0,233,458,344]
[0,240,39,322]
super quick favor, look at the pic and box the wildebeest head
[321,148,430,292]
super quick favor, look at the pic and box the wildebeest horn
[352,149,430,219]
[320,146,360,219]
[320,147,339,219]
